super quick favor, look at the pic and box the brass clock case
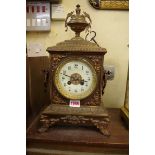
[39,5,110,136]
[54,57,97,100]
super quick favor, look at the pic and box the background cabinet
[26,56,50,127]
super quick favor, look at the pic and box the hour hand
[61,73,71,78]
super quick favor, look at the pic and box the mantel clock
[39,4,110,136]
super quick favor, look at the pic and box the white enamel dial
[54,58,97,100]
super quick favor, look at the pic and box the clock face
[54,57,97,100]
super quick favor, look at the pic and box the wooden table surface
[27,108,129,155]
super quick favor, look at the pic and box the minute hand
[81,79,88,82]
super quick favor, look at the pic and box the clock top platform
[47,37,107,53]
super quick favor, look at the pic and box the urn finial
[65,5,92,38]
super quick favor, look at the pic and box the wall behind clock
[26,0,129,108]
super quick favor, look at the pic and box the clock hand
[61,73,88,83]
[61,74,72,85]
[61,73,71,78]
[80,79,88,85]
[81,79,88,82]
[64,74,71,78]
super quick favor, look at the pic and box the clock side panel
[49,52,104,106]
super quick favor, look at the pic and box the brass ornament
[39,104,110,136]
[38,5,110,136]
[87,55,102,72]
[65,4,92,37]
[85,90,101,106]
[50,54,66,72]
[39,113,110,136]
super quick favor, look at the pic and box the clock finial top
[76,4,81,15]
[65,4,92,38]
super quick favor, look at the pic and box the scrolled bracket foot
[38,115,60,133]
[98,126,110,136]
[91,118,110,136]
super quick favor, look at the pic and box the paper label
[69,100,80,107]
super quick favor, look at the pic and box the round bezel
[54,57,97,100]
